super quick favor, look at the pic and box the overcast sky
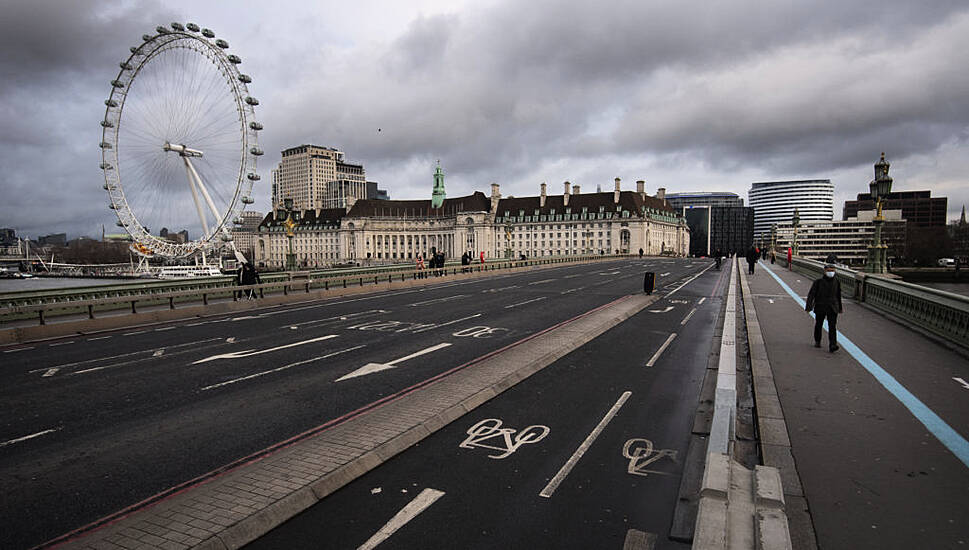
[2,0,968,240]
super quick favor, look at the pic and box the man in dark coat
[745,247,758,274]
[805,263,843,352]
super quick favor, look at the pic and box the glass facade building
[748,180,834,237]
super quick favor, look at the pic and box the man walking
[805,263,843,352]
[745,246,758,274]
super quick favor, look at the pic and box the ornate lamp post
[791,208,801,257]
[770,223,778,255]
[866,153,893,274]
[282,198,297,271]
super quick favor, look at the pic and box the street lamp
[791,208,800,257]
[282,198,297,271]
[866,153,893,274]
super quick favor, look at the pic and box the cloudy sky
[2,0,968,240]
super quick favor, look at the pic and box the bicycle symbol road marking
[452,326,510,338]
[622,438,678,477]
[459,418,550,459]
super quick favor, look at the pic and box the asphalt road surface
[1,257,717,549]
[245,260,728,550]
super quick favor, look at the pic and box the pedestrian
[480,251,485,264]
[416,253,425,279]
[240,262,259,299]
[714,248,722,270]
[787,247,793,270]
[805,263,843,352]
[770,250,776,264]
[638,248,644,259]
[745,246,758,274]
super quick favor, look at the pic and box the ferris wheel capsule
[171,22,185,31]
[186,23,200,32]
[215,39,229,49]
[201,28,215,38]
[238,74,251,83]
[249,122,263,130]
[227,54,242,64]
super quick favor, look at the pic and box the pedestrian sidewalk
[744,261,969,550]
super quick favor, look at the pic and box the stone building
[255,178,689,269]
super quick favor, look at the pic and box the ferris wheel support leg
[183,157,211,239]
[184,156,224,236]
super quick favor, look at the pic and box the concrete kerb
[692,259,793,550]
[0,255,626,346]
[55,290,660,550]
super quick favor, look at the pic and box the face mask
[825,271,835,278]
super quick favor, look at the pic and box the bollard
[325,280,329,290]
[169,296,175,309]
[88,304,95,319]
[131,300,138,313]
[643,272,655,295]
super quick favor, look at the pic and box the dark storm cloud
[3,0,969,240]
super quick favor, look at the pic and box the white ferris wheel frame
[99,23,263,258]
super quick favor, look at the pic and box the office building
[256,178,689,268]
[748,179,834,237]
[665,192,744,210]
[272,145,370,211]
[843,190,947,227]
[774,209,906,266]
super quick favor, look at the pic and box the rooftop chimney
[572,184,580,195]
[564,181,571,207]
[656,187,666,203]
[490,183,500,214]
[636,180,645,201]
[614,177,621,204]
[540,182,547,207]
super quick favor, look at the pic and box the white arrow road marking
[152,349,165,357]
[646,333,677,367]
[954,377,969,390]
[31,338,222,377]
[285,309,390,329]
[408,295,467,307]
[193,335,339,365]
[660,272,671,277]
[336,343,452,382]
[42,368,60,377]
[0,427,62,448]
[504,297,547,309]
[540,391,631,498]
[697,297,707,305]
[357,488,445,550]
[226,337,236,344]
[649,306,674,313]
[201,345,366,391]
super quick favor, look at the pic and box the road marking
[0,427,61,448]
[201,345,365,391]
[660,272,671,277]
[482,285,520,293]
[31,338,222,376]
[563,274,583,279]
[155,326,175,332]
[186,322,208,327]
[4,346,34,353]
[152,349,165,357]
[42,368,60,377]
[504,296,547,309]
[226,337,236,343]
[697,297,707,305]
[760,260,969,468]
[452,326,509,339]
[459,418,549,459]
[49,341,74,347]
[230,315,259,321]
[599,271,620,276]
[88,336,112,341]
[540,391,632,498]
[560,287,584,294]
[954,377,969,390]
[649,306,674,313]
[646,333,677,367]
[623,529,657,550]
[622,438,678,477]
[680,308,697,325]
[285,309,389,329]
[357,488,445,550]
[193,335,339,364]
[666,264,713,298]
[407,295,467,307]
[528,278,557,285]
[411,313,483,333]
[123,330,147,336]
[336,342,452,382]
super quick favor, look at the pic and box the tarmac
[745,259,969,550]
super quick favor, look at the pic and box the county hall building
[255,174,689,269]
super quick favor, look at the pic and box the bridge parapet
[784,256,969,350]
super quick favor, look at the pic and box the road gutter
[47,291,660,550]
